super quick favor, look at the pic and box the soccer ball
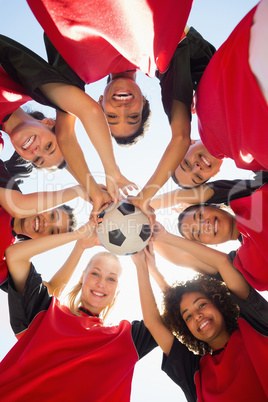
[97,200,151,255]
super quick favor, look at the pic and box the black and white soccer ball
[97,200,151,255]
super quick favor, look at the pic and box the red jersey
[0,208,15,286]
[231,183,268,291]
[196,6,268,171]
[26,0,193,83]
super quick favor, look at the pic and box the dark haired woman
[132,241,268,401]
[0,34,134,216]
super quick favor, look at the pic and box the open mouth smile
[197,319,212,332]
[199,155,212,169]
[112,91,134,102]
[34,216,40,232]
[91,290,106,297]
[22,135,36,150]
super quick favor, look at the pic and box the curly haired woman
[132,240,268,401]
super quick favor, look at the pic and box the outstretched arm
[131,101,191,215]
[132,251,174,356]
[150,183,214,210]
[0,185,85,219]
[144,243,169,292]
[40,83,136,204]
[5,220,96,294]
[155,224,250,299]
[43,227,102,297]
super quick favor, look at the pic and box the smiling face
[180,205,235,245]
[9,119,64,168]
[180,292,229,349]
[21,208,71,238]
[174,140,222,188]
[80,255,122,315]
[99,77,146,138]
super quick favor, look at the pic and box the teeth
[201,155,211,167]
[199,320,210,331]
[34,216,40,232]
[92,291,105,297]
[112,93,133,101]
[22,135,35,150]
[215,218,218,234]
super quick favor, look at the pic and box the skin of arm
[155,225,250,299]
[41,83,136,204]
[5,220,96,294]
[144,243,169,292]
[0,185,85,219]
[150,183,214,210]
[130,101,191,214]
[43,228,102,297]
[132,251,174,356]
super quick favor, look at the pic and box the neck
[231,216,240,240]
[209,331,230,351]
[110,71,136,81]
[13,217,23,235]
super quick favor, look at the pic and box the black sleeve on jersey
[0,159,21,191]
[0,34,84,112]
[8,264,52,335]
[43,33,85,90]
[131,320,158,359]
[231,286,268,336]
[162,337,201,402]
[207,172,268,205]
[157,27,215,122]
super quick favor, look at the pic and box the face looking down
[21,208,71,238]
[9,118,64,168]
[99,77,146,138]
[80,255,122,315]
[173,140,223,188]
[180,205,235,245]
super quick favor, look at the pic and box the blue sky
[0,1,263,401]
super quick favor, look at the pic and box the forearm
[150,185,213,210]
[135,257,174,355]
[44,241,85,297]
[149,265,169,292]
[138,132,191,202]
[1,186,82,218]
[153,240,217,275]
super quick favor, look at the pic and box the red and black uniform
[157,27,216,122]
[0,34,85,150]
[0,160,21,290]
[196,5,268,171]
[26,0,193,83]
[162,287,268,401]
[0,265,157,401]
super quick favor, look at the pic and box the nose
[194,162,202,171]
[201,219,211,232]
[194,311,203,321]
[32,145,40,155]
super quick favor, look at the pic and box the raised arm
[43,228,102,297]
[144,243,169,292]
[131,101,191,215]
[132,251,174,356]
[0,185,85,219]
[5,220,96,294]
[40,83,136,204]
[150,183,214,210]
[155,225,250,299]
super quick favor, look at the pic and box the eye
[50,228,55,235]
[184,159,191,168]
[107,114,117,119]
[196,174,203,181]
[199,212,202,221]
[185,314,192,322]
[45,142,52,151]
[129,114,139,120]
[199,302,207,309]
[51,211,55,221]
[108,277,116,282]
[33,156,40,164]
[91,272,99,277]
